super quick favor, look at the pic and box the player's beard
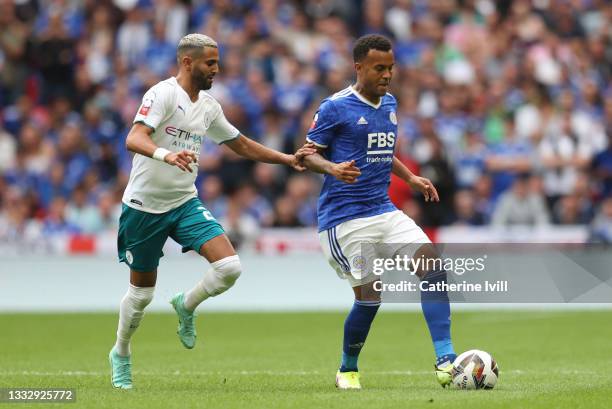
[192,68,212,91]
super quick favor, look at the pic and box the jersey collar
[172,76,200,104]
[350,85,382,109]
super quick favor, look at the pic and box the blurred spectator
[589,197,612,243]
[591,132,612,198]
[0,126,17,172]
[56,123,91,192]
[65,186,103,234]
[253,162,285,203]
[400,198,424,227]
[492,174,550,227]
[35,12,77,102]
[454,122,487,189]
[233,183,274,227]
[155,0,189,44]
[285,175,318,226]
[273,195,302,227]
[473,174,494,223]
[219,195,259,250]
[144,21,177,78]
[485,114,534,199]
[552,194,592,225]
[199,175,228,220]
[0,1,30,104]
[36,162,70,208]
[97,190,121,232]
[0,187,40,242]
[413,117,456,226]
[116,7,150,68]
[450,189,485,226]
[42,196,78,235]
[538,113,592,200]
[18,123,54,176]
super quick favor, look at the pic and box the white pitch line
[0,369,597,377]
[1,370,427,377]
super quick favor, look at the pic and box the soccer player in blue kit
[302,35,456,389]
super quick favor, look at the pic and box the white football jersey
[122,77,240,213]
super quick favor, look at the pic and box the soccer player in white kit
[109,34,315,389]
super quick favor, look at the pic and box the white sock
[114,285,154,356]
[184,278,210,312]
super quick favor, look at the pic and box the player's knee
[128,285,155,309]
[203,255,242,296]
[354,279,382,302]
[215,255,242,285]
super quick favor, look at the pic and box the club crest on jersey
[139,97,154,116]
[389,111,397,125]
[352,255,366,272]
[310,113,318,129]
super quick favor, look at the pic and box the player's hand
[164,150,198,172]
[331,160,361,184]
[290,143,318,171]
[408,176,439,202]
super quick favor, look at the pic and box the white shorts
[319,210,431,287]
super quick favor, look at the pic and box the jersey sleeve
[207,102,241,145]
[306,99,340,148]
[133,84,172,130]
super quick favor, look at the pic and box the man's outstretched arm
[391,156,439,202]
[224,134,316,171]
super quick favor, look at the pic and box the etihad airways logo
[165,126,203,154]
[165,126,203,144]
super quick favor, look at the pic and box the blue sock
[420,270,456,362]
[339,299,380,372]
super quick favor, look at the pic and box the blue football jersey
[307,86,399,232]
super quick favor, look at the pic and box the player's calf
[420,268,457,386]
[114,285,155,357]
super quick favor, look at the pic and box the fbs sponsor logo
[366,131,395,153]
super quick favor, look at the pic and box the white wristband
[152,148,171,162]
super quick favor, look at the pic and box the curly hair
[352,34,392,62]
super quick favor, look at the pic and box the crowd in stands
[0,0,611,246]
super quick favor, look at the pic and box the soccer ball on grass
[451,349,499,390]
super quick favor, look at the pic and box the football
[451,350,499,390]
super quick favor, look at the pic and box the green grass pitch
[1,311,610,408]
